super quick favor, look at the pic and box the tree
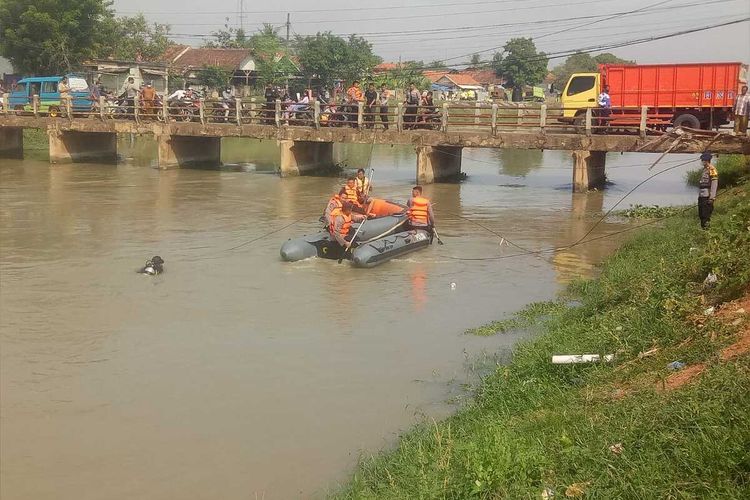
[196,65,232,89]
[204,25,249,49]
[490,52,503,75]
[296,32,381,89]
[0,0,114,74]
[102,14,172,61]
[497,38,547,89]
[373,61,430,91]
[428,59,447,69]
[551,52,635,90]
[469,54,481,67]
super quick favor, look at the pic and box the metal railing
[0,92,667,136]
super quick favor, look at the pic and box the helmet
[700,152,713,162]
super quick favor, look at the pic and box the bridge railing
[0,93,664,136]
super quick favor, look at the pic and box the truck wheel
[673,113,700,130]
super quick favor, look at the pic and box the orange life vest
[408,196,430,225]
[343,185,360,205]
[327,194,343,212]
[329,207,353,237]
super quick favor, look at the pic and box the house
[82,59,169,94]
[162,45,256,87]
[434,74,483,92]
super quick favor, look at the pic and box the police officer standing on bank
[698,152,718,229]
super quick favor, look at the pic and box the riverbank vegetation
[23,129,48,150]
[686,154,749,189]
[334,156,749,499]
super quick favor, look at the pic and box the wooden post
[275,99,281,127]
[357,101,364,129]
[1,93,8,115]
[396,102,404,132]
[249,97,256,125]
[198,98,205,125]
[235,97,242,125]
[32,94,39,117]
[585,107,592,136]
[65,95,73,119]
[639,105,648,138]
[491,103,498,134]
[313,100,321,129]
[161,95,169,123]
[516,104,522,126]
[100,96,107,121]
[441,102,448,132]
[474,101,480,125]
[540,104,547,131]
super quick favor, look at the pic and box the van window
[566,76,596,96]
[41,81,57,94]
[29,83,41,96]
[68,78,89,91]
[14,83,27,94]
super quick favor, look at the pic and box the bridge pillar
[416,145,462,184]
[0,127,24,159]
[48,130,118,164]
[572,150,606,192]
[157,135,221,169]
[278,140,334,177]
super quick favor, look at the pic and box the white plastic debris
[704,306,715,316]
[551,354,614,364]
[450,282,457,290]
[704,273,718,286]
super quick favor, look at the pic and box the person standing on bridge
[733,85,749,135]
[346,80,364,127]
[596,85,611,131]
[697,152,719,229]
[379,84,391,130]
[404,82,421,130]
[120,77,139,118]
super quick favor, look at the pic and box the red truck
[561,62,748,129]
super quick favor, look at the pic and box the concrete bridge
[1,107,748,192]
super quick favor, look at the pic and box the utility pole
[286,13,291,46]
[239,0,244,30]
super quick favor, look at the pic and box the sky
[112,0,750,67]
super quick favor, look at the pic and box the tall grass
[686,154,749,189]
[333,178,750,499]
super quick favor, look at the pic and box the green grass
[465,301,564,336]
[686,154,749,189]
[23,128,48,150]
[332,177,750,499]
[613,204,685,219]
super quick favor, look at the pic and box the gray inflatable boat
[351,229,431,268]
[279,214,405,262]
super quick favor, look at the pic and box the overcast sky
[112,0,750,66]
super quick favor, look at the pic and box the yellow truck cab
[560,72,601,122]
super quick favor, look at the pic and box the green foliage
[295,32,381,89]
[102,14,171,61]
[204,26,249,49]
[614,204,685,219]
[0,0,114,74]
[551,52,635,90]
[333,179,750,499]
[469,54,481,67]
[196,65,232,90]
[428,59,448,69]
[466,301,563,336]
[496,38,547,88]
[372,61,430,92]
[686,155,749,189]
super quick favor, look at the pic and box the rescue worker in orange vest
[339,177,364,211]
[406,185,436,242]
[323,192,344,226]
[355,168,371,201]
[329,201,366,248]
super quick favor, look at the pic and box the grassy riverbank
[334,158,750,499]
[23,129,49,150]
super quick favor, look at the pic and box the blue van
[8,75,92,116]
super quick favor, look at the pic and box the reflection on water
[0,142,696,499]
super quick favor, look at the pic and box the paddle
[432,227,445,245]
[338,169,375,264]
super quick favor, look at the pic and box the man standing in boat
[330,201,367,248]
[406,186,436,242]
[339,177,365,212]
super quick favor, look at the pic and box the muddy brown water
[0,139,696,499]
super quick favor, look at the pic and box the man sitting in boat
[406,186,436,239]
[339,177,371,214]
[355,168,371,202]
[329,201,367,248]
[323,192,343,226]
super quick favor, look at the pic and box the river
[0,139,697,499]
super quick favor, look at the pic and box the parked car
[8,75,92,117]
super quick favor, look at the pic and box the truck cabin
[561,73,600,120]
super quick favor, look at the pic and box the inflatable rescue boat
[280,198,432,267]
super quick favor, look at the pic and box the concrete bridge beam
[49,130,118,164]
[0,127,24,159]
[572,150,606,193]
[157,135,221,169]
[416,145,463,184]
[278,140,334,177]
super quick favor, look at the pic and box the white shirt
[168,89,187,101]
[734,92,749,116]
